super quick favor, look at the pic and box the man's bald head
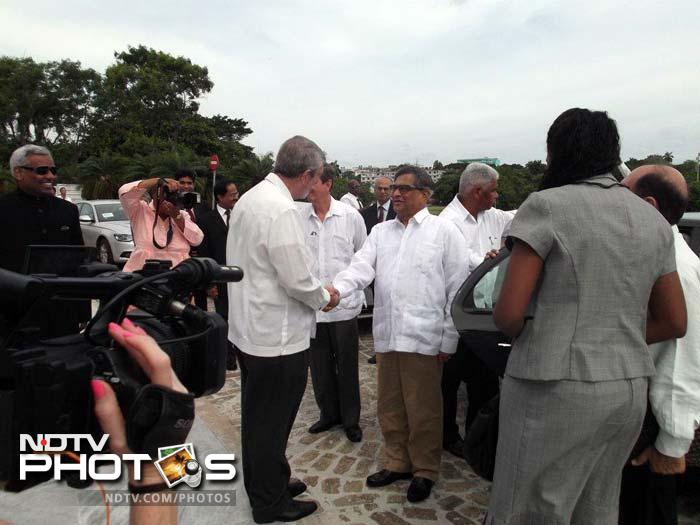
[623,165,688,225]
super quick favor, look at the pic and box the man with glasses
[333,165,468,503]
[0,144,86,336]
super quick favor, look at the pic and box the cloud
[2,0,699,166]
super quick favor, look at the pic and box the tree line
[2,47,698,210]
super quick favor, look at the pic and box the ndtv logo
[19,434,236,484]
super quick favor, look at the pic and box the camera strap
[126,384,195,459]
[151,181,174,249]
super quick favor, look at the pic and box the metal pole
[211,169,217,209]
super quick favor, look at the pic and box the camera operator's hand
[92,318,189,524]
[137,177,180,193]
[158,200,181,220]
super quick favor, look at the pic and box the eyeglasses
[389,184,424,195]
[19,165,57,175]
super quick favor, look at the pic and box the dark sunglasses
[19,165,57,175]
[389,184,425,195]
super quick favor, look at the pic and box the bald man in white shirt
[620,165,700,525]
[334,165,468,503]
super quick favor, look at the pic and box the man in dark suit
[0,144,87,337]
[197,178,239,370]
[360,176,395,233]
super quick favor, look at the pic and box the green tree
[433,160,444,170]
[229,153,274,192]
[663,152,674,163]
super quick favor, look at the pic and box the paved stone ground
[197,321,700,525]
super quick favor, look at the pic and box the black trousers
[619,465,678,525]
[309,318,361,429]
[441,338,499,445]
[236,348,309,521]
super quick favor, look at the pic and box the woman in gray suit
[486,108,687,524]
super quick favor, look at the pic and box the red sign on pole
[209,154,220,171]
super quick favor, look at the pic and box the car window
[95,203,127,222]
[468,256,510,311]
[82,204,96,221]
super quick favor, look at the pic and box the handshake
[322,284,340,312]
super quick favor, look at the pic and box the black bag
[464,393,500,481]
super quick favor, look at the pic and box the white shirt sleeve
[352,210,368,252]
[268,208,328,310]
[440,224,470,354]
[334,227,377,298]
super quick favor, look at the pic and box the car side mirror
[79,215,94,223]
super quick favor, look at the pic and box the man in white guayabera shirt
[333,165,468,503]
[227,136,339,524]
[299,164,367,443]
[438,162,515,459]
[340,178,363,210]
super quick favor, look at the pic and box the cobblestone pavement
[196,322,700,525]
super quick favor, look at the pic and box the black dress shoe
[366,469,412,487]
[345,426,362,443]
[443,438,465,459]
[254,499,318,524]
[407,477,434,503]
[367,355,377,364]
[287,478,307,498]
[308,419,341,434]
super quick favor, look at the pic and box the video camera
[0,256,243,490]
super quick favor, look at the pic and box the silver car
[76,200,134,264]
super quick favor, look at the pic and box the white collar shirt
[340,192,362,210]
[216,204,230,226]
[226,173,330,357]
[333,207,469,356]
[376,201,390,219]
[299,198,368,322]
[440,196,515,273]
[649,226,700,457]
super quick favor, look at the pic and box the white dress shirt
[376,201,390,221]
[226,173,330,357]
[340,192,362,210]
[649,226,700,457]
[216,204,230,226]
[440,196,515,273]
[334,207,468,356]
[299,198,367,323]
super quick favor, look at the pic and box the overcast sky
[3,0,699,168]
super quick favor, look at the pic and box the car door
[451,249,512,376]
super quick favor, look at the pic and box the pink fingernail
[108,322,122,333]
[122,317,136,329]
[91,380,106,399]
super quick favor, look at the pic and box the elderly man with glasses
[333,165,468,502]
[0,144,87,336]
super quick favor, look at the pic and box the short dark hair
[214,178,236,198]
[541,108,621,190]
[634,171,688,225]
[273,136,326,179]
[174,168,196,181]
[321,164,335,186]
[394,165,434,192]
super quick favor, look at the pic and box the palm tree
[663,152,674,163]
[229,153,274,192]
[78,152,130,199]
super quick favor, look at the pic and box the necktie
[378,205,385,223]
[225,209,231,229]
